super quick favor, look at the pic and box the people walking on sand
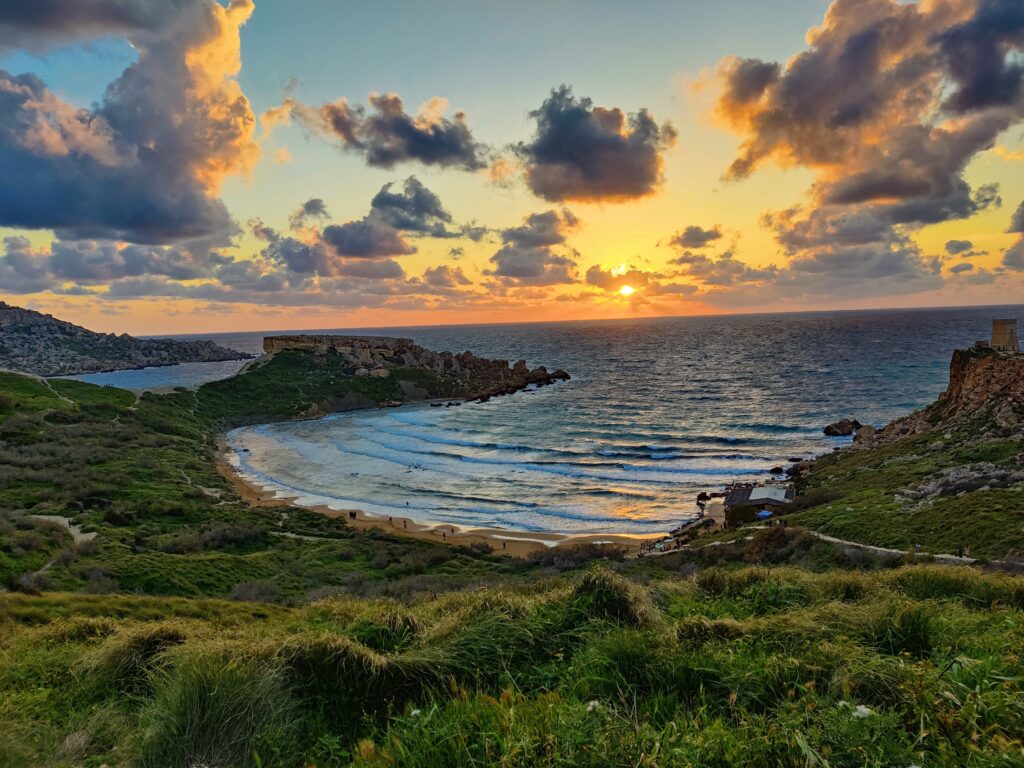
[403,520,407,529]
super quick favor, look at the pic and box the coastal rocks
[853,424,877,444]
[786,459,816,479]
[0,302,248,377]
[262,334,569,404]
[824,419,862,436]
[904,462,1024,505]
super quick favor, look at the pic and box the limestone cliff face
[940,349,1024,428]
[262,334,569,401]
[855,348,1024,447]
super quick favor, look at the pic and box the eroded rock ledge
[262,334,569,403]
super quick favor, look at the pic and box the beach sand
[215,444,657,558]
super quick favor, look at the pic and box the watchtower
[991,319,1021,353]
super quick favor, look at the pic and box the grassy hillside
[4,348,1024,766]
[0,356,516,598]
[2,565,1023,767]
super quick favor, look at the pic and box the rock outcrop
[0,302,248,377]
[824,419,862,436]
[262,334,569,402]
[853,347,1024,449]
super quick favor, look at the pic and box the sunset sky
[1,0,1023,335]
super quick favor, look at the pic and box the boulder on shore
[824,418,862,436]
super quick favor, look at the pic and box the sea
[71,306,1023,535]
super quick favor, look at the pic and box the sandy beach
[215,442,658,558]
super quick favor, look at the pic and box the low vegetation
[792,428,1024,559]
[2,564,1023,766]
[3,348,1024,765]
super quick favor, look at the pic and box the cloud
[936,0,1024,113]
[0,0,183,52]
[945,239,974,255]
[288,198,329,230]
[712,0,1024,300]
[1005,199,1024,270]
[423,265,472,288]
[369,177,456,236]
[321,218,416,260]
[318,176,469,259]
[668,225,723,249]
[294,93,486,170]
[0,235,229,293]
[949,262,974,274]
[0,0,258,244]
[1009,200,1024,234]
[487,209,580,285]
[514,85,677,202]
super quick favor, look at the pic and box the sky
[0,0,1023,335]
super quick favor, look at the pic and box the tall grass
[137,651,297,768]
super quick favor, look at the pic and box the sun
[618,285,636,297]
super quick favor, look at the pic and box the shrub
[868,603,934,658]
[138,652,297,768]
[570,568,656,628]
[78,622,189,693]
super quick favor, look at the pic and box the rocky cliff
[851,347,1024,449]
[261,334,569,402]
[0,302,248,376]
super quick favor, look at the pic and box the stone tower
[991,319,1021,353]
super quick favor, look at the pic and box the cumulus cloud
[713,0,1024,299]
[668,225,723,249]
[487,209,580,285]
[294,93,486,170]
[0,0,258,244]
[514,86,677,202]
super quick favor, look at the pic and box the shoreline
[215,441,661,558]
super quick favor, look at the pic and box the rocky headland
[262,334,570,404]
[0,302,248,377]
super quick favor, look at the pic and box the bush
[868,602,935,658]
[138,652,297,768]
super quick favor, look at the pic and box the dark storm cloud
[486,209,579,285]
[514,86,677,202]
[668,225,723,249]
[0,1,257,246]
[299,93,486,171]
[936,0,1024,113]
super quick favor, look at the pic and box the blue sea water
[75,305,1023,534]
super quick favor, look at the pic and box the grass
[789,426,1024,559]
[3,346,1024,765]
[0,360,518,600]
[1,564,1023,766]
